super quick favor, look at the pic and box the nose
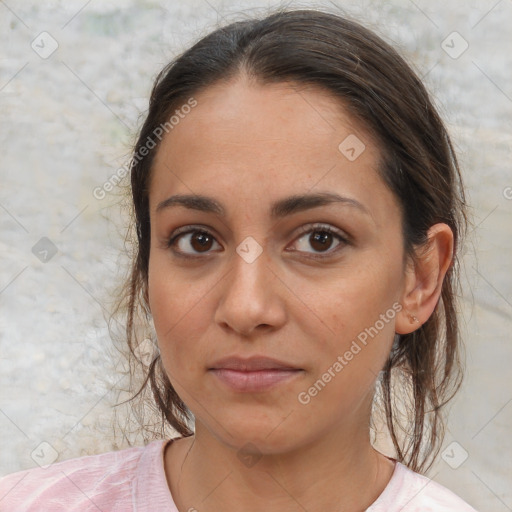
[214,244,287,338]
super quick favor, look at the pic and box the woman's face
[147,78,407,453]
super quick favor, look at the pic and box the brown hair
[109,7,468,474]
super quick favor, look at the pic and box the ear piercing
[408,314,419,324]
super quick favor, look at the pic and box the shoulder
[368,461,479,512]
[0,439,167,512]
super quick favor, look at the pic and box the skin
[147,76,454,512]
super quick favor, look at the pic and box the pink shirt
[0,438,478,511]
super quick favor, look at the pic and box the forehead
[148,77,392,222]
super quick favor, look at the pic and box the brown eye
[309,231,335,252]
[167,229,221,256]
[188,231,215,253]
[290,224,348,258]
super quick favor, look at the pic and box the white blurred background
[1,1,511,510]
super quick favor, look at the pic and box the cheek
[148,258,214,376]
[296,297,396,422]
[148,251,197,332]
[300,258,401,341]
[148,256,186,360]
[294,256,401,388]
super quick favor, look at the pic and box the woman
[0,7,478,511]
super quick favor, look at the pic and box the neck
[166,422,395,512]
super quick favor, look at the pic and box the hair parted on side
[108,7,468,475]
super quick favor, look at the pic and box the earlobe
[395,223,454,335]
[407,313,420,324]
[395,258,420,335]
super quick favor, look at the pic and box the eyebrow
[156,192,370,219]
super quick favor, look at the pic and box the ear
[395,223,454,335]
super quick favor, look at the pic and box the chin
[205,412,301,455]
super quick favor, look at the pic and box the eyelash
[166,223,350,260]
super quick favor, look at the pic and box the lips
[208,355,304,392]
[208,355,301,372]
